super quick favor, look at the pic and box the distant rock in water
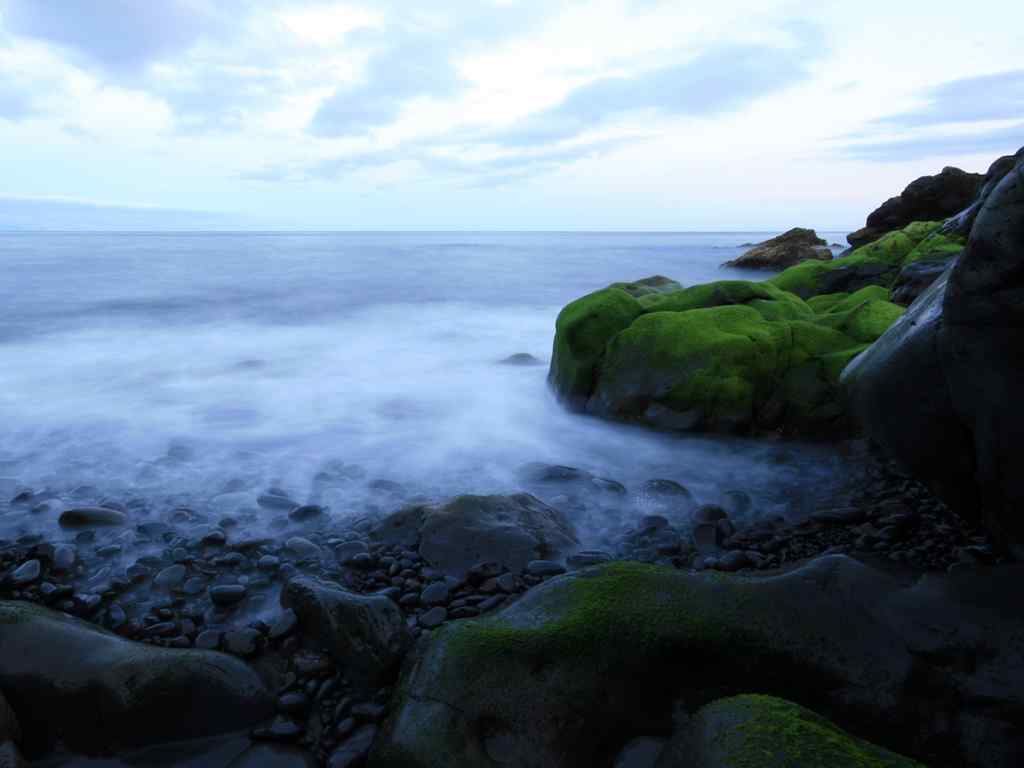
[724,228,831,269]
[847,166,983,249]
[498,352,543,366]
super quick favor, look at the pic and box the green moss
[608,275,684,298]
[901,230,966,266]
[643,280,810,318]
[769,222,944,299]
[548,287,643,405]
[700,695,924,768]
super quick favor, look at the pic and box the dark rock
[891,258,952,305]
[154,564,187,590]
[8,560,40,585]
[420,581,450,606]
[58,507,127,528]
[335,540,369,563]
[227,744,318,767]
[613,736,665,768]
[418,606,447,629]
[724,228,831,269]
[289,505,324,522]
[210,585,247,606]
[526,560,566,577]
[373,556,1024,767]
[848,166,984,248]
[567,550,613,569]
[844,150,1024,555]
[282,577,409,691]
[499,353,543,366]
[222,628,262,657]
[269,609,299,641]
[0,600,272,756]
[258,493,299,511]
[370,493,578,579]
[944,146,1024,237]
[330,725,377,768]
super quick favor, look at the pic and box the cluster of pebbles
[0,451,1002,766]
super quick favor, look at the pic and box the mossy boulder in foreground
[371,557,1024,767]
[660,694,923,768]
[0,600,273,758]
[549,278,904,436]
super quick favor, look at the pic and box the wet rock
[58,507,127,528]
[499,353,543,366]
[0,600,272,756]
[285,537,321,560]
[418,606,447,629]
[269,609,299,641]
[371,493,578,579]
[282,577,409,692]
[289,505,323,522]
[210,585,247,606]
[567,550,613,569]
[329,725,377,768]
[258,493,299,511]
[335,541,369,563]
[154,564,187,590]
[526,560,566,577]
[420,581,450,606]
[8,560,40,585]
[222,628,262,657]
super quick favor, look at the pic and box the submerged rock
[498,353,543,366]
[372,556,1024,767]
[0,600,273,758]
[724,227,831,269]
[844,151,1024,556]
[370,493,578,578]
[847,165,983,248]
[58,506,127,528]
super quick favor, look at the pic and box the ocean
[0,230,858,546]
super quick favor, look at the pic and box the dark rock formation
[0,600,273,759]
[843,153,1024,555]
[847,166,983,248]
[724,227,832,269]
[371,556,1024,767]
[370,493,579,578]
[943,146,1024,237]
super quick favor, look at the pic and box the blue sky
[0,0,1022,230]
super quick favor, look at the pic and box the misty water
[0,230,860,548]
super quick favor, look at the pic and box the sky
[0,0,1022,230]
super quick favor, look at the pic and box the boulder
[724,228,832,269]
[0,601,273,758]
[847,165,983,248]
[281,577,410,692]
[843,152,1024,555]
[550,279,903,436]
[372,556,1024,768]
[370,493,578,578]
[943,146,1024,237]
[657,694,923,767]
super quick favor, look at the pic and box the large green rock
[548,279,902,435]
[371,556,1024,767]
[0,601,273,758]
[662,695,924,768]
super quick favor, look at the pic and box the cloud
[1,0,221,75]
[841,122,1024,162]
[875,69,1024,128]
[490,28,824,147]
[0,78,31,119]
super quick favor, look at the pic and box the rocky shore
[2,146,1022,767]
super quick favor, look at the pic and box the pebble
[289,505,323,522]
[258,554,281,571]
[10,559,41,585]
[58,507,127,528]
[328,725,378,768]
[201,530,227,546]
[269,609,299,641]
[335,541,369,563]
[223,628,262,656]
[285,537,321,559]
[277,692,309,715]
[154,564,187,589]
[418,607,447,629]
[210,584,247,606]
[420,581,450,605]
[195,629,222,650]
[258,494,299,511]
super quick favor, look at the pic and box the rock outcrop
[843,152,1024,555]
[282,577,410,693]
[0,600,273,759]
[549,279,903,436]
[372,557,1024,767]
[847,166,983,248]
[370,494,579,578]
[724,227,832,269]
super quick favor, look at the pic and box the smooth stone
[222,628,261,657]
[257,494,299,511]
[526,560,566,577]
[335,541,369,563]
[9,560,41,585]
[277,692,308,715]
[289,505,323,522]
[285,537,321,559]
[328,725,378,768]
[418,607,447,629]
[258,555,281,571]
[154,564,187,590]
[227,743,318,767]
[268,609,299,641]
[196,629,222,650]
[420,581,450,606]
[58,507,127,528]
[210,585,247,606]
[499,352,543,366]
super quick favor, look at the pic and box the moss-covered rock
[769,222,944,299]
[372,555,1024,767]
[548,287,643,408]
[662,694,924,768]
